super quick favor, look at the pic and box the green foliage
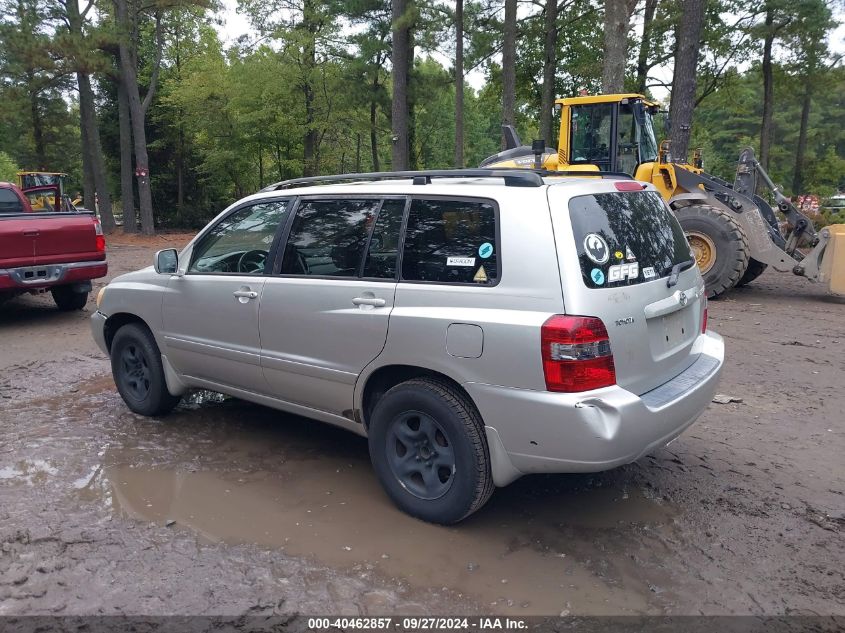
[0,150,19,182]
[0,0,843,228]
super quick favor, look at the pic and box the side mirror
[154,248,178,274]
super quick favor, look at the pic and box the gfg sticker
[583,233,609,264]
[590,268,605,285]
[608,262,639,282]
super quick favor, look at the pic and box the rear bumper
[0,260,108,291]
[466,331,724,485]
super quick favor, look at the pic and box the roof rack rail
[260,168,546,191]
[543,170,634,180]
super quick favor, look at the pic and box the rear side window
[281,199,380,277]
[401,198,498,285]
[0,189,23,214]
[568,191,692,289]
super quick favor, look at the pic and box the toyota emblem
[679,291,688,306]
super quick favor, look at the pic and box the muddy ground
[0,233,843,618]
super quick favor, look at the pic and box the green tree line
[0,0,841,233]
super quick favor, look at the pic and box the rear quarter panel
[356,187,564,409]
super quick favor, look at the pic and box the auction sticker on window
[447,257,476,267]
[583,233,610,264]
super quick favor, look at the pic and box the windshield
[634,103,659,163]
[568,191,692,289]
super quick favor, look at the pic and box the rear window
[0,189,24,214]
[568,191,691,289]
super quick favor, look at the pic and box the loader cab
[559,95,660,178]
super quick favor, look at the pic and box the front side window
[280,199,380,276]
[570,103,613,168]
[363,199,406,279]
[401,198,498,285]
[189,200,288,274]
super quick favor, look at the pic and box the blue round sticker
[478,242,494,259]
[591,268,605,285]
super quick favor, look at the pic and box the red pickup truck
[0,181,107,310]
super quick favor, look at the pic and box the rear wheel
[674,204,749,298]
[368,377,494,524]
[735,258,768,287]
[110,323,180,416]
[51,285,88,311]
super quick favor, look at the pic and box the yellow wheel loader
[481,93,845,298]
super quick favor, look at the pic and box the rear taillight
[541,315,616,392]
[93,218,106,253]
[700,297,708,333]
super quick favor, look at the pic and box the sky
[213,0,845,105]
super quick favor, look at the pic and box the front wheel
[368,378,494,524]
[735,258,768,287]
[675,204,750,299]
[110,323,181,416]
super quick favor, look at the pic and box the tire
[110,323,180,416]
[51,285,88,311]
[368,377,494,524]
[735,258,768,287]
[674,204,750,299]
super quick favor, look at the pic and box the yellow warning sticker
[473,266,488,283]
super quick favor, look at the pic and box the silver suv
[91,169,724,524]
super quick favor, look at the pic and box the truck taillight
[541,315,616,392]
[93,218,105,253]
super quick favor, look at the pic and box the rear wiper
[665,259,695,288]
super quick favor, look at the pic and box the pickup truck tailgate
[31,213,104,265]
[0,218,37,267]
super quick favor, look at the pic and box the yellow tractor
[481,93,844,298]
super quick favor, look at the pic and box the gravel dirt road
[1,233,843,618]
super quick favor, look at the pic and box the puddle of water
[87,397,677,615]
[0,458,58,484]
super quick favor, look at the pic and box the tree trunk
[792,82,812,195]
[602,0,630,93]
[117,76,136,233]
[668,0,705,162]
[391,0,411,170]
[759,7,774,171]
[77,72,116,233]
[635,0,658,94]
[501,0,516,149]
[301,0,318,177]
[80,128,96,212]
[370,88,380,171]
[116,0,162,235]
[64,0,115,231]
[539,0,558,146]
[27,81,46,169]
[454,0,464,167]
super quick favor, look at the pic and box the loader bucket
[818,224,845,297]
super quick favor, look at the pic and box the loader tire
[735,258,768,287]
[674,204,749,299]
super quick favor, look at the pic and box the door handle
[233,289,258,299]
[22,230,39,237]
[352,296,386,307]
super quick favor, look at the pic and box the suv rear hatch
[547,183,705,396]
